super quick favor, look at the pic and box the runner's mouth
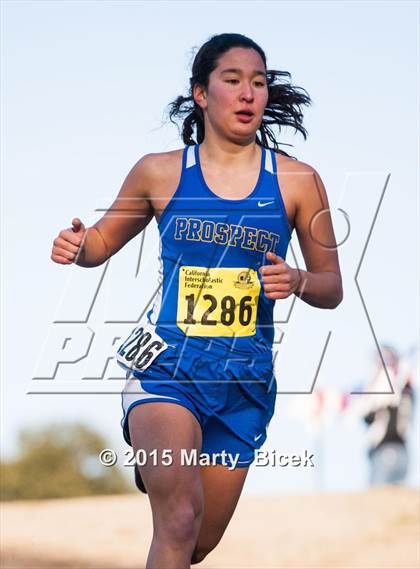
[235,110,255,122]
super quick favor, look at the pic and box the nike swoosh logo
[254,433,263,441]
[257,201,275,207]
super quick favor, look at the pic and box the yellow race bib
[177,266,261,337]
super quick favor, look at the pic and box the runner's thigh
[128,402,204,507]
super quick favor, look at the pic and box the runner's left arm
[292,165,343,308]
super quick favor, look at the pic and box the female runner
[51,33,343,569]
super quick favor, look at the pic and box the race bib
[177,266,261,337]
[116,322,168,373]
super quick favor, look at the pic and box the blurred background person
[357,344,415,486]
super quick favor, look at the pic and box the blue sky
[1,0,419,494]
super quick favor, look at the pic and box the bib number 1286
[184,293,253,326]
[116,324,168,372]
[177,266,260,337]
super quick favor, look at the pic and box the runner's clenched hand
[51,218,86,265]
[259,251,301,299]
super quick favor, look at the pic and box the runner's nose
[240,82,254,102]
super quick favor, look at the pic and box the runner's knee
[154,500,203,544]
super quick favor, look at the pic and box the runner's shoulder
[273,153,326,216]
[132,149,184,185]
[124,149,183,198]
[274,152,323,193]
[274,152,318,176]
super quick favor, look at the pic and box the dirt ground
[1,486,419,569]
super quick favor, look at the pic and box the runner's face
[197,47,268,141]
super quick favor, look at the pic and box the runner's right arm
[51,155,155,267]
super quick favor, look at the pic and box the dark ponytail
[168,33,312,157]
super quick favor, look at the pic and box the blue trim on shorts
[122,397,203,447]
[212,456,254,468]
